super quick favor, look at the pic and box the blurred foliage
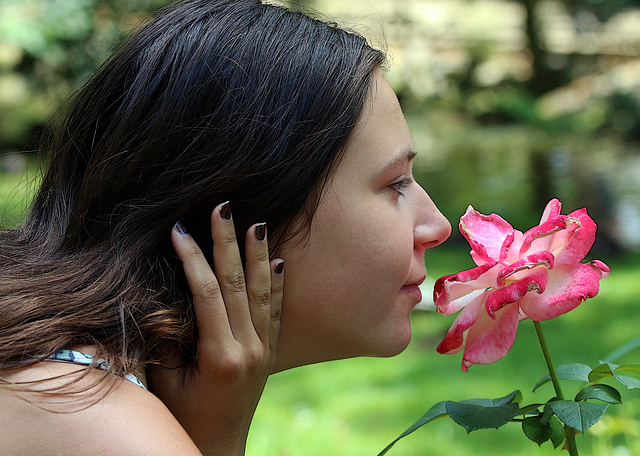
[2,0,640,148]
[0,0,172,149]
[388,0,640,141]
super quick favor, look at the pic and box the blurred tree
[516,0,639,97]
[0,0,171,151]
[564,0,640,23]
[519,0,571,97]
[0,0,325,151]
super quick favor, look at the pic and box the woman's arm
[147,201,284,455]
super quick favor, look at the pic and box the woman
[0,0,451,454]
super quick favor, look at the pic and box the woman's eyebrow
[381,146,417,173]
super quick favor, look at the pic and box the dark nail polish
[254,223,266,241]
[219,201,231,220]
[274,260,284,275]
[174,220,189,236]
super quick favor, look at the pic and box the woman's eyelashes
[389,177,414,196]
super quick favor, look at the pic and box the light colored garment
[48,349,146,389]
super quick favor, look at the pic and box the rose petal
[460,206,515,265]
[497,250,554,286]
[499,230,516,263]
[504,229,526,264]
[434,262,500,315]
[436,292,486,356]
[485,267,548,317]
[553,208,597,264]
[522,208,598,266]
[519,263,604,321]
[460,303,521,372]
[519,215,576,257]
[587,259,610,279]
[540,198,562,223]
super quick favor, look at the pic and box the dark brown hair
[0,0,384,382]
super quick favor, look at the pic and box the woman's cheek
[364,220,414,292]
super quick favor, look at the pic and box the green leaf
[549,416,566,449]
[533,363,592,392]
[522,415,552,446]
[377,391,523,454]
[540,402,556,425]
[613,364,640,390]
[520,403,544,415]
[614,374,640,390]
[575,384,622,404]
[460,390,522,407]
[446,401,520,433]
[549,400,608,433]
[616,364,640,375]
[377,401,448,456]
[590,362,640,390]
[589,362,616,384]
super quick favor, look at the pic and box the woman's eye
[390,177,414,196]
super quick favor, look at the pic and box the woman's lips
[400,284,423,302]
[401,274,426,303]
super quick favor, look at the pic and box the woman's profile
[0,0,451,454]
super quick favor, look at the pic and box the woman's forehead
[338,74,413,173]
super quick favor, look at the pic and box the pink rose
[435,199,610,372]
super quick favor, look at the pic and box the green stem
[533,320,579,456]
[533,320,564,399]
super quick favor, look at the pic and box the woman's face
[274,72,451,372]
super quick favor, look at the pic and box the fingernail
[174,220,189,237]
[219,201,231,221]
[254,223,267,241]
[274,260,284,275]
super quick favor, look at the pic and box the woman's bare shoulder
[0,362,202,456]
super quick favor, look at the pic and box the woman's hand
[148,201,284,456]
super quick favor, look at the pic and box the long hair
[0,0,384,380]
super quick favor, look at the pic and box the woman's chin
[271,315,415,373]
[381,329,411,358]
[371,323,414,358]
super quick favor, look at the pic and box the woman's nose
[413,188,452,252]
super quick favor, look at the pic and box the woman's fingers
[243,223,272,343]
[269,259,284,359]
[210,202,255,341]
[156,205,283,454]
[171,219,233,345]
[172,201,282,358]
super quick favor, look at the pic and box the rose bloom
[435,198,610,372]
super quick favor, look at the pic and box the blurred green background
[1,0,639,455]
